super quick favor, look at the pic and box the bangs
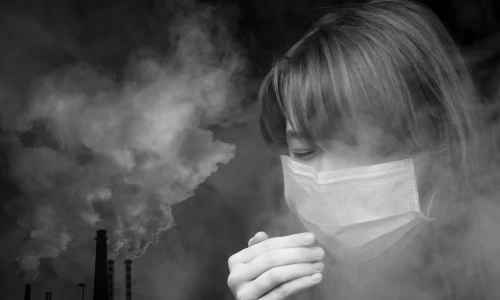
[259,26,412,151]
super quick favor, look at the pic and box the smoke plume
[0,0,255,282]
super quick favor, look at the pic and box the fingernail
[312,247,325,259]
[301,233,314,243]
[311,273,323,282]
[255,232,265,239]
[312,262,324,271]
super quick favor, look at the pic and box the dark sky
[0,0,499,299]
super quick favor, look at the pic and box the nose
[315,154,334,172]
[314,145,370,172]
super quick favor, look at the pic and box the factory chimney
[45,292,53,300]
[125,260,132,300]
[93,230,109,300]
[107,260,115,300]
[24,284,31,300]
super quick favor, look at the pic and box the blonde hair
[259,0,487,297]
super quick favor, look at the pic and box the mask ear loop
[426,189,437,218]
[413,148,446,219]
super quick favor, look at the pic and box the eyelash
[292,151,316,160]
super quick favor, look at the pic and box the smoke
[0,0,256,282]
[0,0,498,299]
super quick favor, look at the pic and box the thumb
[248,231,269,247]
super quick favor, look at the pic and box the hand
[227,232,324,300]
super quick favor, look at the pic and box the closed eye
[292,151,316,161]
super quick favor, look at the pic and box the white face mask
[280,155,433,263]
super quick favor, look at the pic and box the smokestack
[24,284,31,300]
[77,283,86,300]
[45,292,53,300]
[125,260,132,300]
[107,260,114,300]
[93,230,109,300]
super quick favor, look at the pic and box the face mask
[280,155,433,263]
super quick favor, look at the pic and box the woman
[228,0,497,299]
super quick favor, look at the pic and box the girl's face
[285,121,435,215]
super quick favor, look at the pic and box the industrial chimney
[107,260,115,300]
[93,230,109,300]
[125,260,132,300]
[24,284,31,300]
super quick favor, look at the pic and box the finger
[254,231,269,241]
[260,273,323,300]
[248,262,324,299]
[249,232,269,247]
[232,232,269,272]
[243,247,325,281]
[231,232,316,265]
